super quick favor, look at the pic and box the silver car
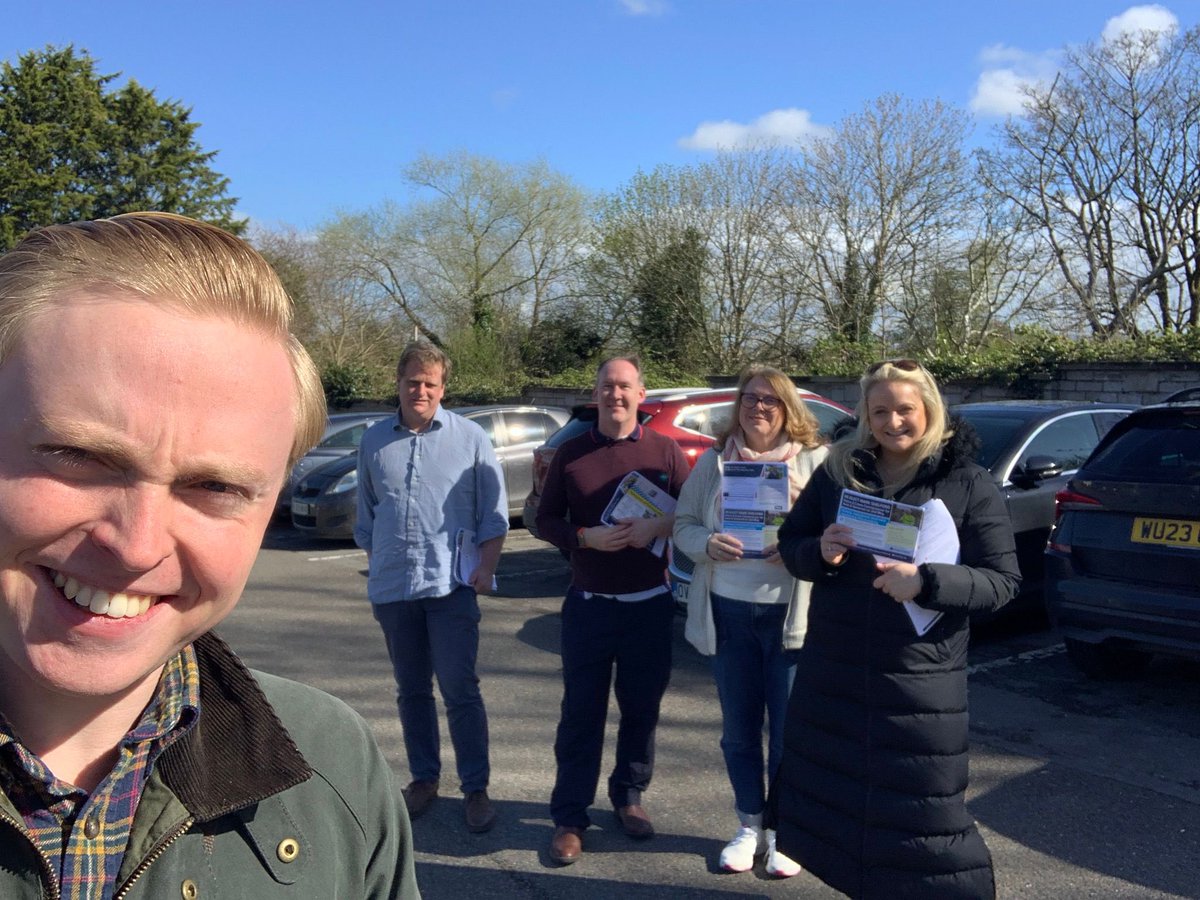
[275,412,392,516]
[291,404,570,539]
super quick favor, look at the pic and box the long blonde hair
[827,359,951,491]
[714,364,822,453]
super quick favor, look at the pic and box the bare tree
[982,23,1200,335]
[779,94,975,350]
[326,152,592,351]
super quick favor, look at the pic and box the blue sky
[5,1,1198,230]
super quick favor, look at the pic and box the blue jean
[710,591,798,817]
[372,586,490,793]
[550,587,675,828]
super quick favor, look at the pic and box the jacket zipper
[112,816,194,900]
[0,810,62,900]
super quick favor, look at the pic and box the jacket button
[83,816,100,839]
[181,880,198,899]
[277,837,300,863]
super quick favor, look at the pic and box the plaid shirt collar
[0,644,201,899]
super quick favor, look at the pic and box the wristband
[576,527,587,549]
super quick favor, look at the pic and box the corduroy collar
[154,633,312,822]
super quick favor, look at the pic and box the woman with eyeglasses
[673,364,830,878]
[769,359,1020,899]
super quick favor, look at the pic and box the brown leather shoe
[402,780,439,820]
[464,790,496,833]
[550,825,585,865]
[615,804,654,839]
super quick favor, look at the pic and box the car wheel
[1064,637,1152,680]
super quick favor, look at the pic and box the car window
[1085,411,1200,484]
[506,411,553,446]
[804,400,850,439]
[320,422,368,449]
[1020,413,1101,471]
[675,403,733,438]
[471,413,498,446]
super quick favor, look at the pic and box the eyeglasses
[740,393,782,410]
[866,358,922,375]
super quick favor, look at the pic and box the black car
[1045,389,1200,677]
[952,401,1134,616]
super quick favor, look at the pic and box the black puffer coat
[771,426,1020,900]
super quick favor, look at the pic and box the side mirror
[1011,454,1064,488]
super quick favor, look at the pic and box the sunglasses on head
[866,358,922,375]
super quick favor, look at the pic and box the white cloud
[619,0,668,15]
[678,107,830,151]
[1102,4,1178,42]
[971,5,1182,118]
[970,43,1058,117]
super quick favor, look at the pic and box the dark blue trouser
[710,591,798,818]
[550,587,674,829]
[372,586,490,793]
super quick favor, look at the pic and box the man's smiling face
[0,294,298,708]
[594,359,646,439]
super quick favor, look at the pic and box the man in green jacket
[0,213,420,898]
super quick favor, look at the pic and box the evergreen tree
[0,45,242,249]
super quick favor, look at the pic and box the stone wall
[522,362,1200,411]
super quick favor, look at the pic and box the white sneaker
[765,829,801,878]
[719,824,766,873]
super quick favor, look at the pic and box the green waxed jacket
[0,633,420,899]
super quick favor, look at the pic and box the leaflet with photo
[835,488,924,562]
[720,460,790,558]
[600,470,677,557]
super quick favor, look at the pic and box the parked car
[1045,390,1200,677]
[275,412,392,516]
[291,404,569,539]
[952,401,1135,617]
[521,387,853,539]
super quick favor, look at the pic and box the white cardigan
[673,444,827,656]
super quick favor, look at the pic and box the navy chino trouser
[550,586,675,829]
[372,585,490,794]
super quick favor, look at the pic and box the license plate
[292,501,313,516]
[1131,517,1200,549]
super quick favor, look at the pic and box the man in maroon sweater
[536,356,690,866]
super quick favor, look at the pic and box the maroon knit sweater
[535,425,690,595]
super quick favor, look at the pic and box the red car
[521,386,851,537]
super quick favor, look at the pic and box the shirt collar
[394,404,447,435]
[590,422,643,445]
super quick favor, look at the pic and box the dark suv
[521,387,851,538]
[1045,388,1200,677]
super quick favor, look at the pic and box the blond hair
[397,340,452,382]
[715,364,822,452]
[828,360,951,492]
[0,212,326,465]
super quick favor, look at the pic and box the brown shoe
[615,804,654,839]
[550,825,584,865]
[464,790,496,833]
[402,780,439,820]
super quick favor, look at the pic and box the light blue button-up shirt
[354,406,508,604]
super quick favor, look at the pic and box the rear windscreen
[1085,411,1200,484]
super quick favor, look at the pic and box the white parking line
[305,551,367,562]
[967,644,1065,675]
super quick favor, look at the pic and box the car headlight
[329,470,359,494]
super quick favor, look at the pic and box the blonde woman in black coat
[771,359,1020,899]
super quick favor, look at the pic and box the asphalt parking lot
[218,524,1200,899]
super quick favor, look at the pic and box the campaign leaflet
[720,460,790,559]
[835,488,923,562]
[600,470,677,557]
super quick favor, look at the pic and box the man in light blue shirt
[356,340,507,834]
